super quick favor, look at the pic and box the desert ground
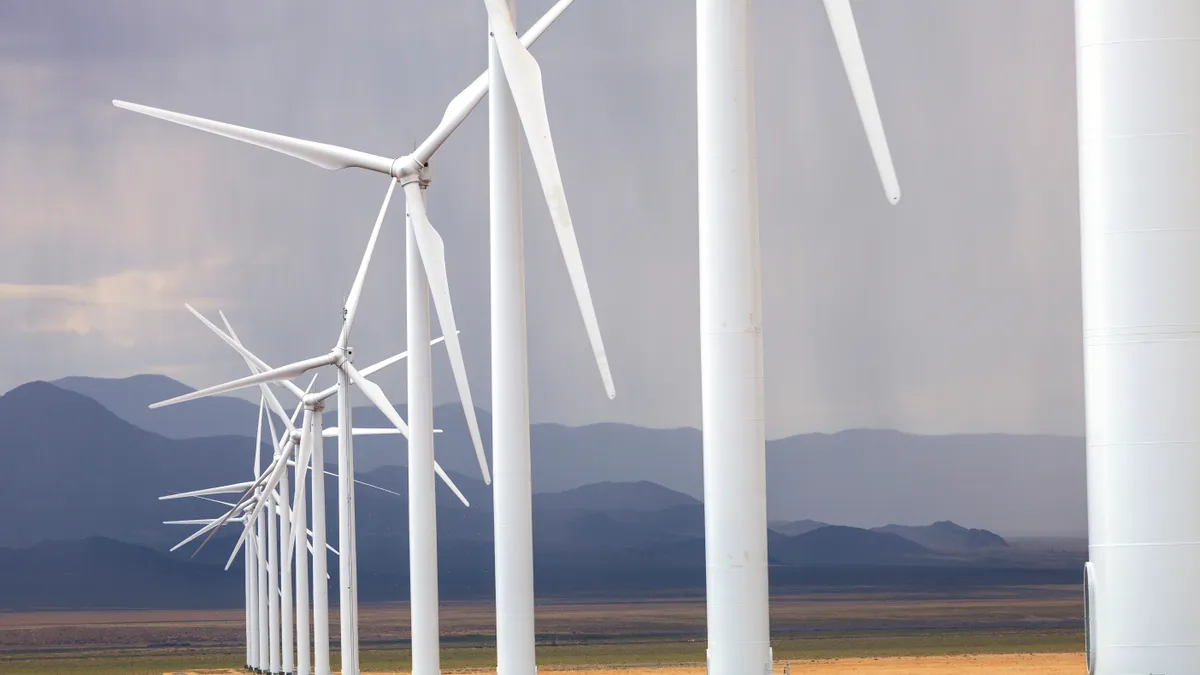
[0,586,1082,674]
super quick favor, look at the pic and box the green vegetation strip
[0,629,1081,675]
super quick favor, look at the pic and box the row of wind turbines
[122,1,607,674]
[116,1,901,675]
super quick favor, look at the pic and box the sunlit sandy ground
[571,653,1083,674]
[180,653,1084,675]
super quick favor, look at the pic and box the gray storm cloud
[0,0,1082,438]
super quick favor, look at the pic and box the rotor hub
[392,155,428,185]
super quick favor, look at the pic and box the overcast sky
[0,0,1082,439]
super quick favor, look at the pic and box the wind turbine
[694,1,899,673]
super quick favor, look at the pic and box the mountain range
[0,376,1085,608]
[53,374,1087,536]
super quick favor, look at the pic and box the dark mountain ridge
[0,377,1082,608]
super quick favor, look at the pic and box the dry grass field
[0,586,1082,675]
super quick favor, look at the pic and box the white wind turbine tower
[111,2,612,672]
[480,0,620,669]
[696,1,899,674]
[148,193,478,675]
[1076,1,1200,672]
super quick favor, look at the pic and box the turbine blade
[304,528,339,558]
[292,373,318,427]
[217,309,307,412]
[358,334,450,379]
[164,519,232,526]
[150,353,333,409]
[312,334,451,401]
[169,511,233,552]
[339,179,398,350]
[413,0,579,163]
[320,427,403,438]
[286,415,313,563]
[254,395,264,478]
[266,401,281,457]
[481,0,615,400]
[326,470,404,498]
[195,438,295,557]
[242,439,296,530]
[159,481,256,501]
[821,0,901,204]
[196,496,238,508]
[188,304,269,372]
[435,463,470,507]
[112,100,395,174]
[225,523,250,571]
[403,182,491,485]
[341,361,410,438]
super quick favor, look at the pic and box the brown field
[0,587,1083,674]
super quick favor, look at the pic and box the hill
[54,374,261,440]
[770,519,830,537]
[873,521,1009,553]
[533,481,699,512]
[770,526,935,566]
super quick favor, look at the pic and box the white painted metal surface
[268,490,281,674]
[695,2,897,673]
[336,371,359,675]
[295,409,312,675]
[247,530,258,669]
[1076,1,1200,672]
[490,1,537,671]
[244,540,250,669]
[258,498,270,672]
[407,186,442,675]
[311,405,332,675]
[280,471,294,675]
[696,3,771,673]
